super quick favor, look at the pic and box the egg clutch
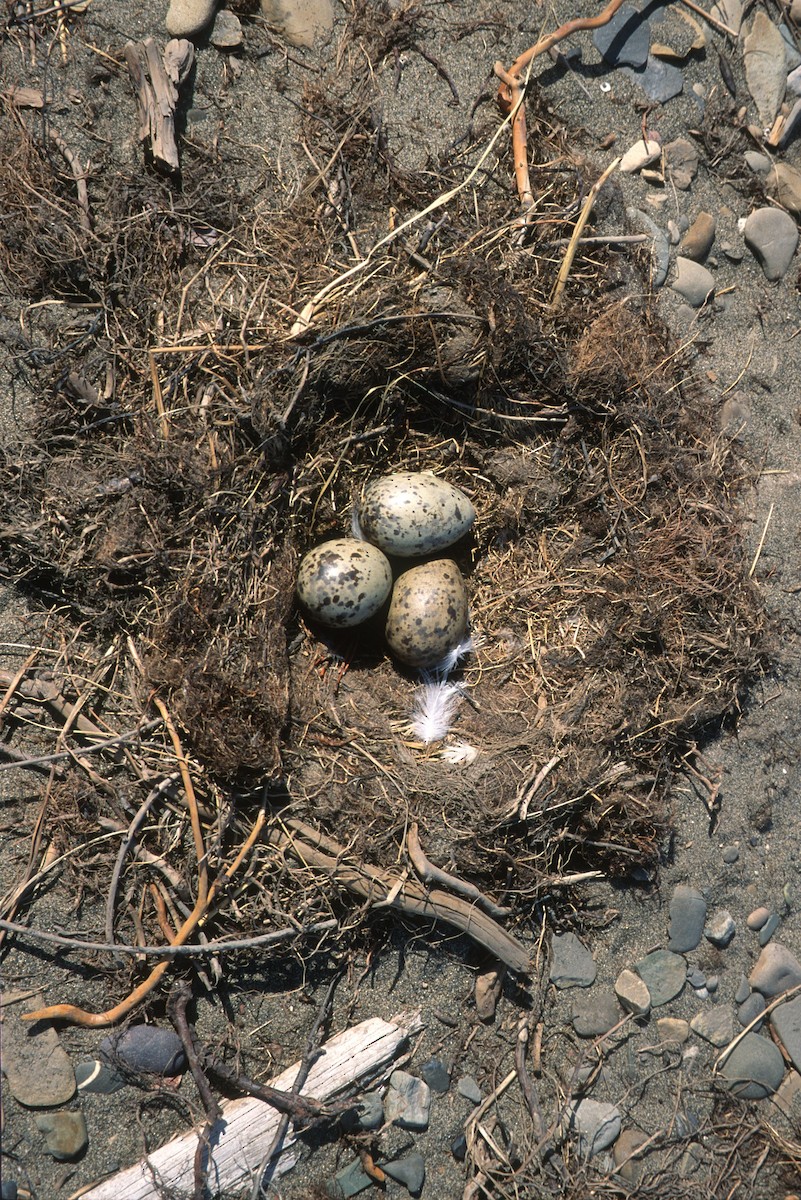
[296,472,475,670]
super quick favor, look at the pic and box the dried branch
[271,818,531,973]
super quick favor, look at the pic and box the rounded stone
[738,992,766,1030]
[743,208,799,281]
[771,994,801,1073]
[671,257,715,307]
[260,0,334,48]
[356,472,475,559]
[667,884,707,953]
[296,538,392,629]
[680,212,716,261]
[720,1032,785,1099]
[657,1017,690,1045]
[165,0,216,38]
[34,1111,88,1161]
[747,906,771,931]
[99,1025,186,1076]
[721,845,740,866]
[75,1060,126,1095]
[749,943,801,997]
[614,1129,649,1184]
[385,559,468,670]
[759,913,781,945]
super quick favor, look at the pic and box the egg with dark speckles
[385,559,468,669]
[297,538,392,628]
[356,472,475,558]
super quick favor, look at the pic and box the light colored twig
[551,156,621,308]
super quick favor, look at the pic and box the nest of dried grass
[0,61,763,953]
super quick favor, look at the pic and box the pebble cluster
[296,473,475,670]
[546,885,801,1174]
[596,1,801,298]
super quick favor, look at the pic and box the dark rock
[719,1032,785,1099]
[341,1091,384,1131]
[738,992,766,1030]
[636,950,686,1006]
[626,55,684,103]
[75,1060,126,1095]
[99,1025,186,1077]
[382,1152,425,1196]
[457,1076,482,1105]
[451,1132,467,1161]
[421,1059,450,1094]
[327,1159,373,1198]
[667,884,707,952]
[771,995,801,1072]
[593,4,650,67]
[722,845,740,864]
[572,991,621,1037]
[759,914,780,945]
[734,975,751,1005]
[550,932,596,989]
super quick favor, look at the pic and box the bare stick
[0,915,338,956]
[551,156,621,308]
[494,0,626,218]
[407,822,511,919]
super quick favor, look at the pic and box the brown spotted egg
[385,559,468,669]
[356,472,475,558]
[296,538,392,628]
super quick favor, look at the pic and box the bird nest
[0,76,763,984]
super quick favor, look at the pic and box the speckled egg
[296,538,392,628]
[385,559,468,669]
[356,472,476,558]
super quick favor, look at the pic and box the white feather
[428,635,474,680]
[438,740,479,765]
[410,681,463,744]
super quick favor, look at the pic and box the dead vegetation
[0,0,778,1194]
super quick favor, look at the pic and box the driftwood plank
[80,1012,422,1199]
